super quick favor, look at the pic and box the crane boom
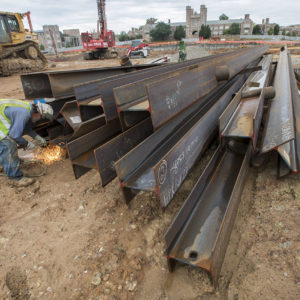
[97,0,107,40]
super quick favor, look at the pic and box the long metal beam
[261,47,300,175]
[114,46,268,130]
[146,47,269,130]
[66,118,153,183]
[164,54,275,284]
[115,75,248,208]
[94,118,153,186]
[165,144,251,285]
[67,119,121,179]
[219,55,273,149]
[73,53,236,125]
[21,64,161,100]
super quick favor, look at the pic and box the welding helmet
[36,102,54,121]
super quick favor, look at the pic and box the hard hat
[36,102,54,121]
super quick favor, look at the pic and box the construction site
[0,1,300,300]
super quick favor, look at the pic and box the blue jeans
[0,137,23,180]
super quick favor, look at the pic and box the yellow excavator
[0,11,47,76]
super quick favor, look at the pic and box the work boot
[9,177,35,187]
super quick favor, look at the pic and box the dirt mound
[0,58,44,76]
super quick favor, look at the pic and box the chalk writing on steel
[158,160,168,185]
[165,80,182,110]
[159,134,201,207]
[170,151,185,175]
[162,167,189,207]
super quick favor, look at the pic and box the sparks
[35,144,65,165]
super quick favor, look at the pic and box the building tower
[200,5,207,25]
[186,6,194,38]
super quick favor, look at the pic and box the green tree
[146,18,157,24]
[119,31,129,41]
[150,22,171,41]
[268,27,274,35]
[292,31,297,36]
[287,32,291,36]
[40,44,45,50]
[135,34,143,39]
[219,13,229,20]
[174,25,186,41]
[253,24,262,35]
[274,24,280,35]
[282,29,286,36]
[199,24,211,39]
[229,23,240,35]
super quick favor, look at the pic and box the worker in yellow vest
[0,99,53,187]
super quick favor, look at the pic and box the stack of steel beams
[165,52,274,284]
[23,46,300,287]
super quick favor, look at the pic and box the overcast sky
[1,0,299,34]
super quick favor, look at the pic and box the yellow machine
[0,11,47,76]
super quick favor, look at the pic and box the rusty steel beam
[219,55,273,149]
[67,118,153,183]
[60,101,82,130]
[74,53,234,125]
[261,47,300,175]
[115,74,248,208]
[114,46,268,131]
[21,64,161,100]
[67,119,121,179]
[146,47,268,130]
[60,100,104,130]
[164,58,274,283]
[94,118,153,186]
[165,143,251,285]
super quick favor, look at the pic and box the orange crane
[81,0,117,59]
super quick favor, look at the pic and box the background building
[36,26,82,52]
[63,29,81,47]
[185,5,254,37]
[260,18,276,34]
[36,25,63,53]
[280,24,300,36]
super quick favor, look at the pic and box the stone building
[281,24,300,36]
[139,23,156,40]
[185,5,254,38]
[63,29,81,47]
[186,5,207,37]
[127,27,143,39]
[36,25,63,53]
[260,18,276,34]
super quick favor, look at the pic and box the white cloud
[1,0,299,34]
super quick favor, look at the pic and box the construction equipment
[127,39,150,58]
[82,0,117,60]
[0,11,47,76]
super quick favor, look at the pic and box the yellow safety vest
[0,99,31,141]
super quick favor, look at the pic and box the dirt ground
[0,47,299,300]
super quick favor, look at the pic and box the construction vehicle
[82,0,117,60]
[0,11,47,76]
[127,39,150,58]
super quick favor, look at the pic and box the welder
[0,99,53,187]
